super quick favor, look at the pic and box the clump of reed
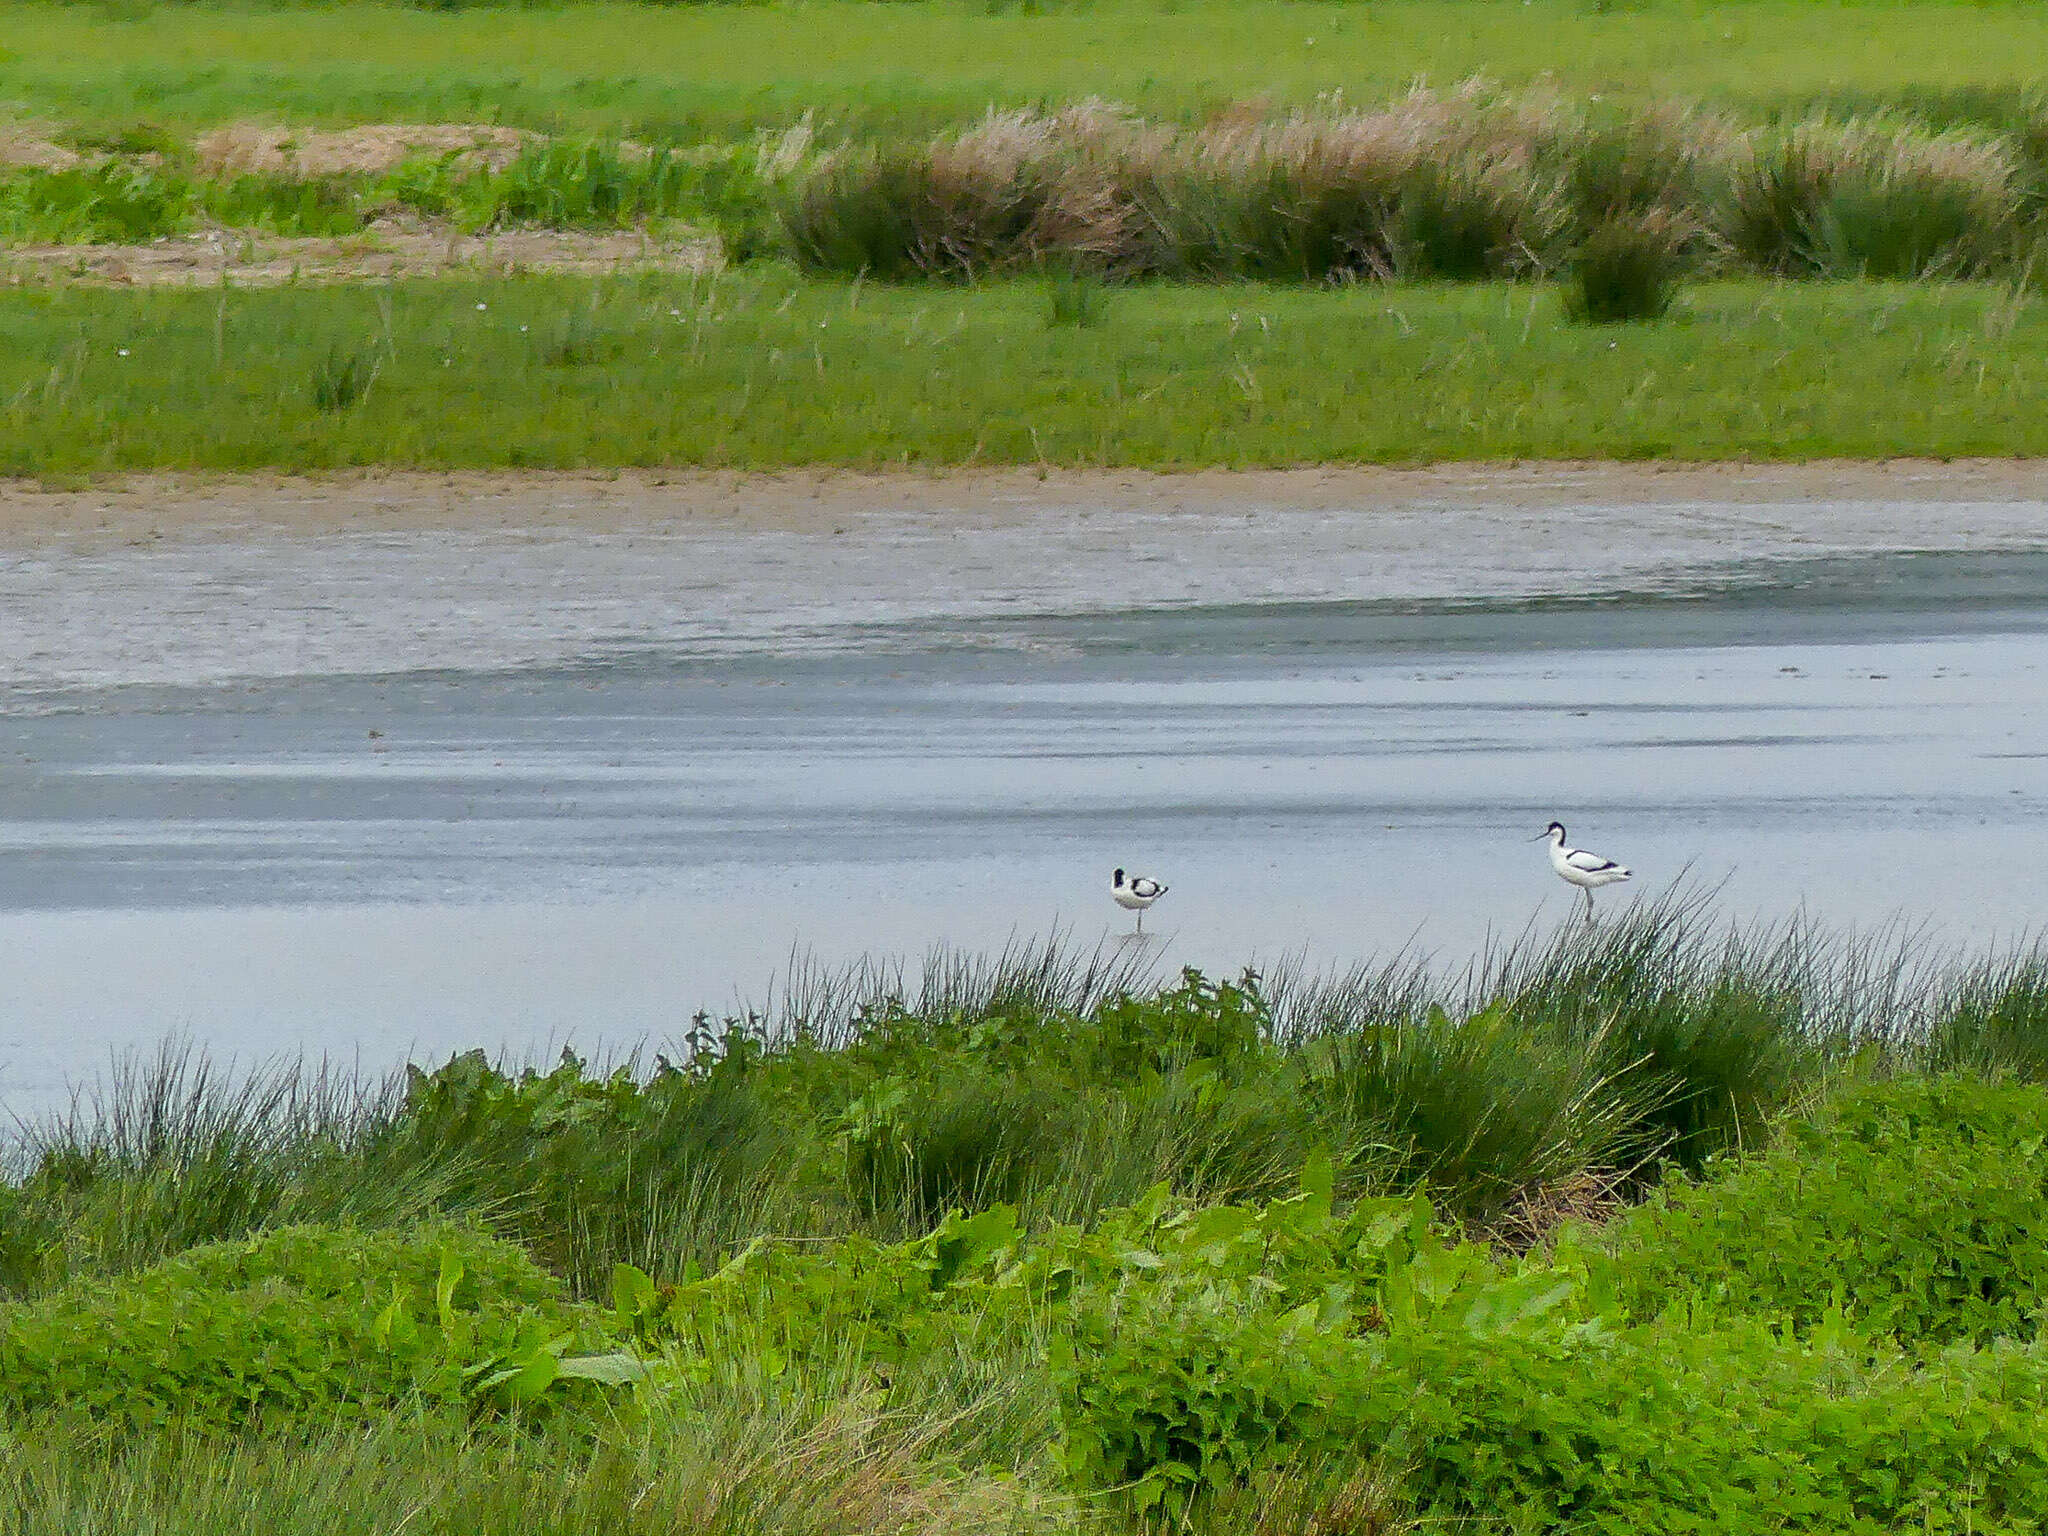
[4,1044,454,1290]
[1726,118,2022,277]
[1043,255,1106,326]
[781,88,2041,294]
[780,90,1574,282]
[1564,210,1690,323]
[1925,948,2048,1078]
[782,109,1072,280]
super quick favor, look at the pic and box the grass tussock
[308,343,378,411]
[1726,118,2022,277]
[1564,210,1690,322]
[780,90,1571,283]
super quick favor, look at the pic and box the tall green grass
[5,1044,465,1290]
[0,1388,1070,1536]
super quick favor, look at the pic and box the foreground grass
[6,0,2048,145]
[4,271,2046,472]
[0,1405,1072,1535]
[11,906,2048,1530]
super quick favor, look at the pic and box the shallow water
[4,496,2048,1119]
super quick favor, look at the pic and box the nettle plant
[0,1223,640,1428]
[610,1157,1613,1516]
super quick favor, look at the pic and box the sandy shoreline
[4,460,2048,543]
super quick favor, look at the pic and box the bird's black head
[1546,821,1565,838]
[1113,868,1124,884]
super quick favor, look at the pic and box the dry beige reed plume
[754,112,818,182]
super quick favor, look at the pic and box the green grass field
[4,270,2045,473]
[5,0,2048,145]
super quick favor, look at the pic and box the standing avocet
[1112,868,1167,933]
[1536,822,1630,922]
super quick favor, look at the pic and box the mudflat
[3,460,2047,543]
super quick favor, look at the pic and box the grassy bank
[12,906,2048,1529]
[4,270,2047,472]
[6,0,2048,145]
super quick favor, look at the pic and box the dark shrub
[1564,212,1687,323]
[1391,157,1552,278]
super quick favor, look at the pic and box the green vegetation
[13,910,2048,1529]
[0,140,768,245]
[9,90,2048,287]
[5,268,2047,472]
[1565,212,1687,323]
[6,0,2048,145]
[0,1223,632,1426]
[2,4,2044,484]
[780,100,2045,285]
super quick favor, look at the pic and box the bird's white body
[1112,868,1167,932]
[1542,822,1630,919]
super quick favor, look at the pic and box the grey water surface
[4,495,2048,1120]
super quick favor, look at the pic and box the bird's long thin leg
[1582,887,1595,925]
[1136,908,1144,936]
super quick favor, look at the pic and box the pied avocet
[1112,868,1168,933]
[1536,822,1631,922]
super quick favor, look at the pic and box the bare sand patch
[0,224,720,288]
[2,461,2044,545]
[192,122,535,178]
[0,131,79,171]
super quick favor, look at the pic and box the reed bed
[783,89,2043,288]
[4,84,2043,300]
